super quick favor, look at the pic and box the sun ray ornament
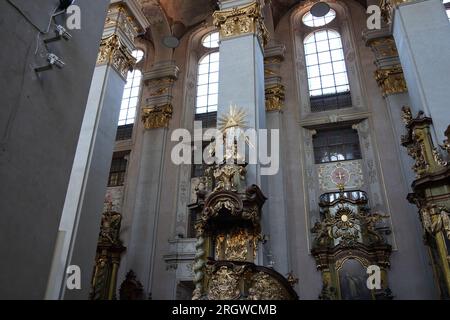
[215,104,255,163]
[217,104,249,133]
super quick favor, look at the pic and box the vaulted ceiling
[138,0,368,40]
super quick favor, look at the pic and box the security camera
[44,25,72,43]
[56,25,72,40]
[58,0,75,11]
[47,53,65,68]
[34,53,66,72]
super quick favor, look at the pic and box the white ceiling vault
[136,0,368,44]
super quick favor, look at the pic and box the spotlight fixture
[310,2,331,17]
[162,36,180,49]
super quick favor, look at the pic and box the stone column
[364,27,414,186]
[263,44,291,274]
[45,1,149,300]
[384,0,450,144]
[124,61,179,295]
[213,0,269,187]
[364,25,439,299]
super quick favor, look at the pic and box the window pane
[336,85,350,93]
[198,74,208,85]
[302,9,336,27]
[322,87,336,95]
[333,61,346,73]
[196,51,220,115]
[303,28,351,112]
[197,85,208,96]
[119,68,142,125]
[198,63,209,74]
[335,73,349,86]
[316,40,330,52]
[315,30,328,41]
[210,52,220,62]
[209,83,219,94]
[208,94,218,105]
[313,127,362,164]
[203,32,220,48]
[197,96,208,107]
[209,72,219,83]
[129,97,138,108]
[331,49,344,62]
[318,51,331,63]
[305,54,318,66]
[308,65,320,78]
[329,38,342,50]
[197,107,207,114]
[319,63,333,76]
[304,42,317,55]
[131,87,140,97]
[322,75,335,88]
[209,61,219,73]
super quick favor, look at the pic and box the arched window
[302,10,351,112]
[195,32,220,127]
[196,52,219,115]
[118,50,144,126]
[302,9,336,27]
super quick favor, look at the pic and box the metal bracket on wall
[34,53,65,72]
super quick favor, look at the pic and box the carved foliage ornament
[379,0,409,24]
[141,104,173,129]
[265,84,285,112]
[248,272,287,300]
[441,125,450,154]
[375,66,407,97]
[367,36,398,59]
[207,265,243,300]
[97,34,136,79]
[312,204,389,247]
[420,205,450,240]
[213,1,269,47]
[104,4,140,43]
[99,209,123,246]
[401,107,448,178]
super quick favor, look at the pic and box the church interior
[1,0,450,300]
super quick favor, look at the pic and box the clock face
[330,166,350,186]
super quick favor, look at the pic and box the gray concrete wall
[0,0,109,299]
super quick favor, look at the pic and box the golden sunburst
[217,104,248,134]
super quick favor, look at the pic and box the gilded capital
[104,3,142,44]
[265,84,285,112]
[96,34,136,80]
[141,104,173,129]
[375,66,407,97]
[379,0,409,24]
[213,1,269,47]
[366,36,398,61]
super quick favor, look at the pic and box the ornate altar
[311,189,393,300]
[90,202,125,300]
[401,107,450,298]
[189,106,298,300]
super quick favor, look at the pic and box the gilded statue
[100,210,122,244]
